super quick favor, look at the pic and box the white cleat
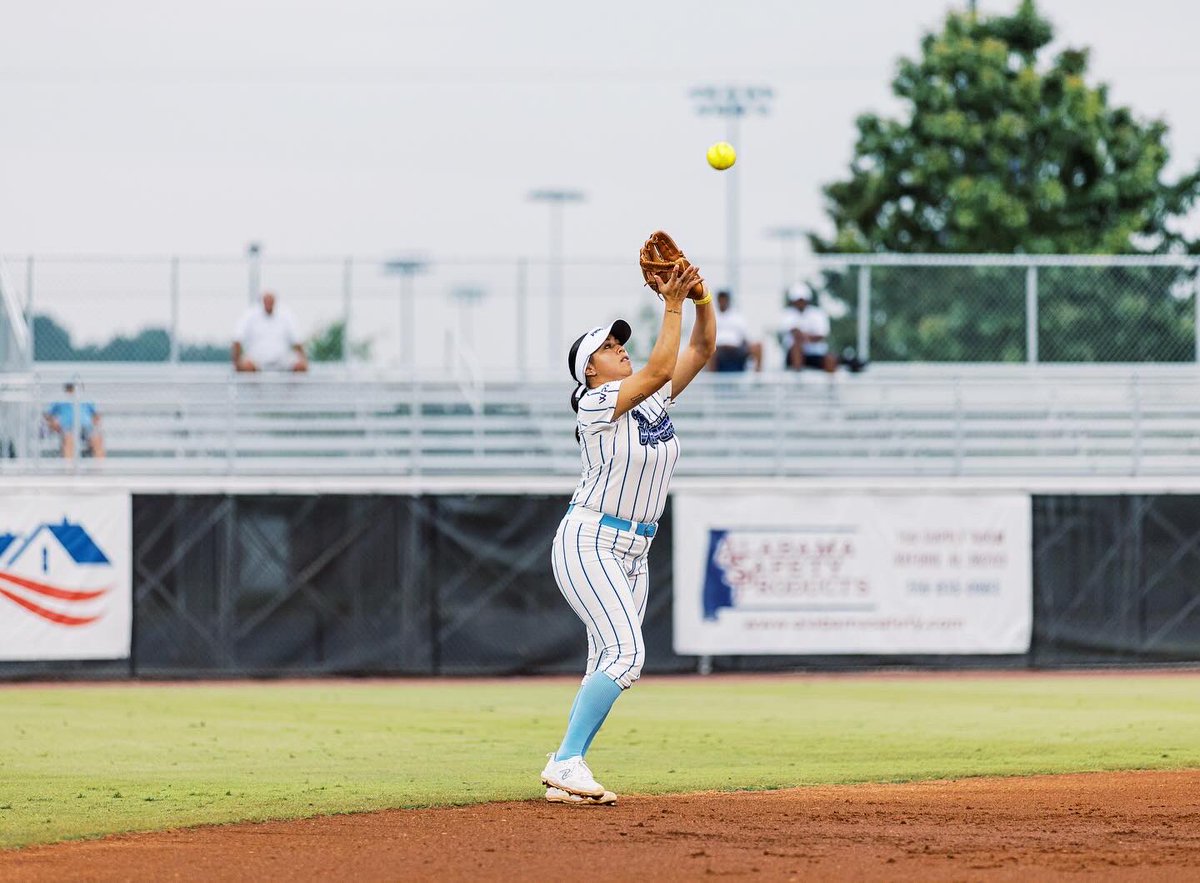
[540,753,606,798]
[545,786,617,806]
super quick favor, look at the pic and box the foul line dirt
[3,769,1199,881]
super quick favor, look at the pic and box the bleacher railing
[3,253,1199,372]
[5,365,1200,478]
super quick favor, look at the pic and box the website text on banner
[0,494,131,660]
[673,493,1032,655]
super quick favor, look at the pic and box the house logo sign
[0,518,113,627]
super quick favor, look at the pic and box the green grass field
[2,674,1198,849]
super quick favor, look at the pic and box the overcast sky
[5,0,1200,263]
[5,1,1200,365]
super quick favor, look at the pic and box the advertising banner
[673,493,1031,655]
[0,493,132,660]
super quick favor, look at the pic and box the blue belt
[566,504,657,537]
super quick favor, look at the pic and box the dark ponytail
[568,333,588,445]
[570,384,587,444]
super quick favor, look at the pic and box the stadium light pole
[246,241,262,305]
[691,85,773,297]
[529,189,585,362]
[383,258,429,372]
[764,226,808,291]
[450,285,486,351]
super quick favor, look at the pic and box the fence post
[1193,261,1200,363]
[1026,264,1039,364]
[246,244,261,305]
[169,257,180,365]
[516,258,528,376]
[856,265,871,362]
[225,381,236,472]
[19,378,32,462]
[953,376,964,475]
[25,256,34,352]
[1131,372,1143,475]
[401,274,415,374]
[342,256,353,365]
[70,381,81,471]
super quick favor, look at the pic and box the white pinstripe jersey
[568,380,681,524]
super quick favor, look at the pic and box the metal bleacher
[5,362,1200,479]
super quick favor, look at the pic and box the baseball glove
[639,231,706,299]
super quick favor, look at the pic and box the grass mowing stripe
[1,675,1198,848]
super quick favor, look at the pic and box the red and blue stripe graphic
[0,570,110,627]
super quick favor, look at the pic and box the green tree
[32,315,73,361]
[87,328,170,361]
[816,0,1200,255]
[179,342,229,362]
[35,315,172,361]
[308,320,372,363]
[33,314,233,363]
[813,0,1200,362]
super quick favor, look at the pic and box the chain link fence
[817,258,1197,365]
[4,254,1197,373]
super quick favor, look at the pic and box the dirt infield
[4,770,1198,881]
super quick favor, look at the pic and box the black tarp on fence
[126,494,684,677]
[3,493,1199,678]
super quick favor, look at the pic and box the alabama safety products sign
[0,493,131,660]
[673,492,1032,655]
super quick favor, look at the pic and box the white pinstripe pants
[551,516,651,690]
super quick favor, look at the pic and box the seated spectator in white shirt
[707,290,763,373]
[232,292,308,373]
[779,283,836,372]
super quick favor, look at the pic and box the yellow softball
[706,141,736,171]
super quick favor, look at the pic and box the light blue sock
[566,671,612,755]
[554,672,623,760]
[581,705,612,756]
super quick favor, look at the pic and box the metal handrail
[0,258,31,368]
[4,367,1200,478]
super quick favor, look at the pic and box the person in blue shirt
[44,382,106,459]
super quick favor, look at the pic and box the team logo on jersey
[631,410,675,447]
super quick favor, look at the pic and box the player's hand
[656,264,701,308]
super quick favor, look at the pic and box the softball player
[541,263,715,805]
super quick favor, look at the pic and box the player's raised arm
[668,287,717,400]
[612,264,698,420]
